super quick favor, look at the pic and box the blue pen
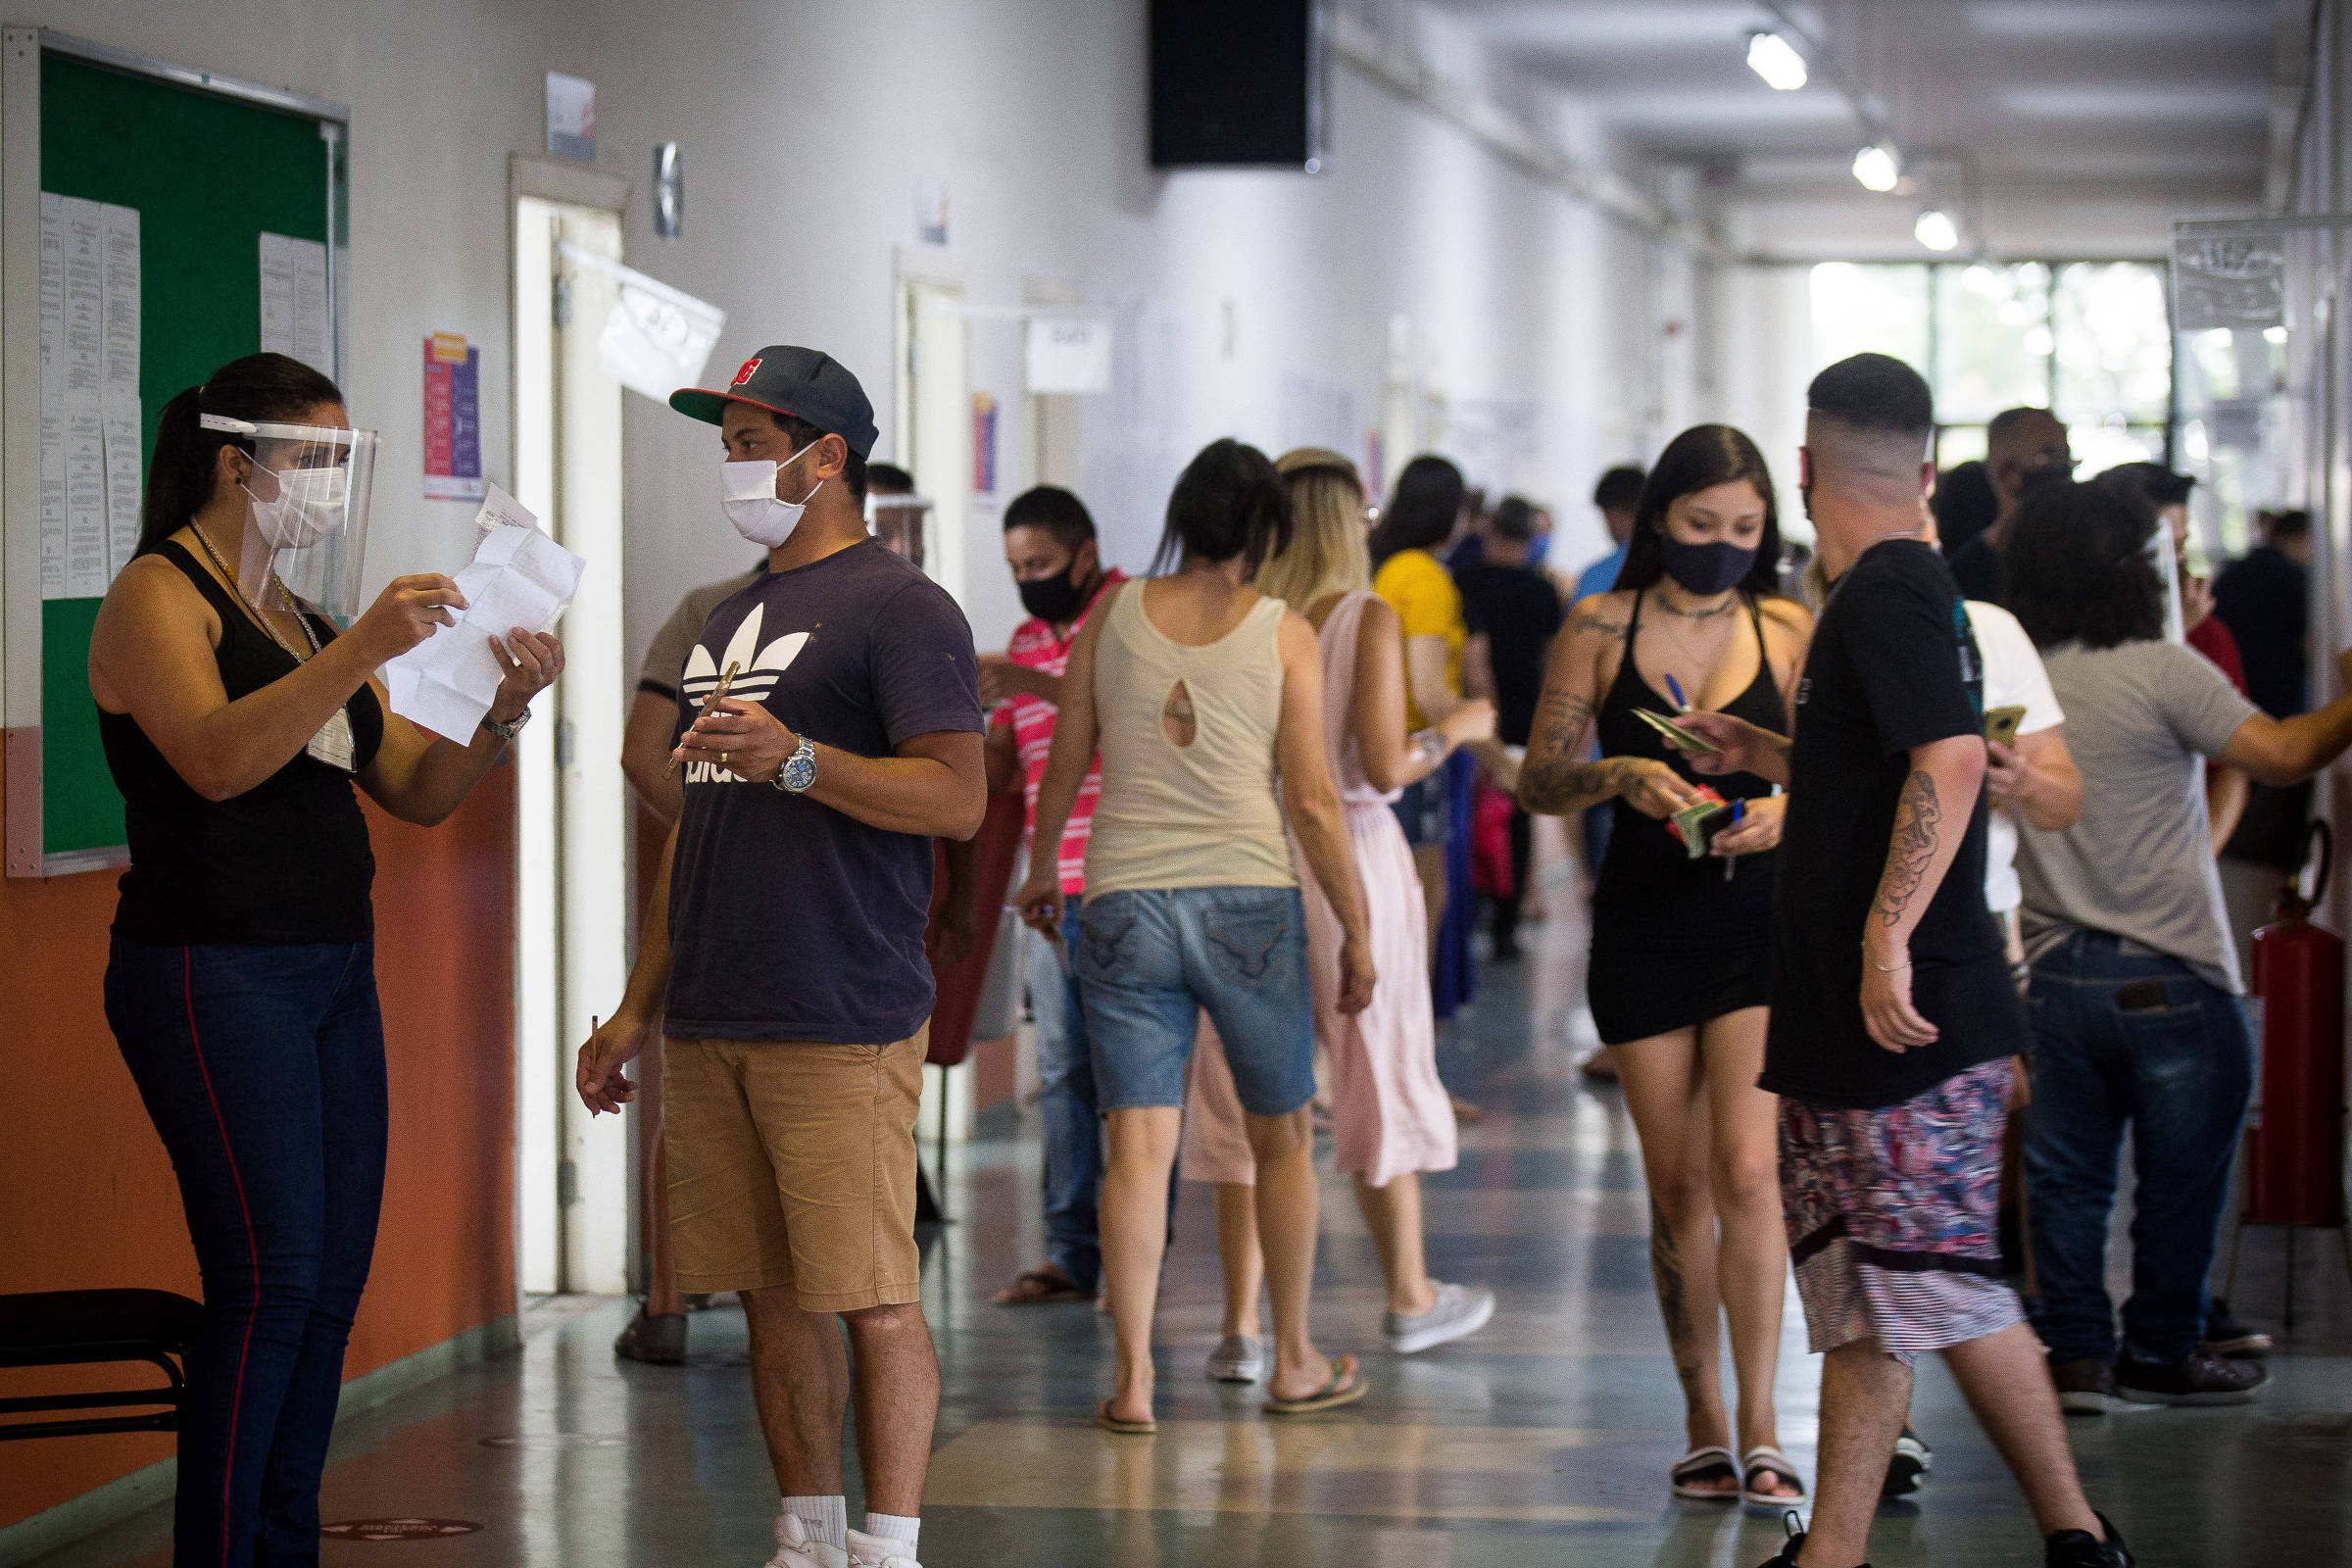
[1723,799,1744,880]
[1664,672,1690,711]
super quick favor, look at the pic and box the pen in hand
[663,661,743,779]
[1664,672,1690,711]
[1723,799,1743,881]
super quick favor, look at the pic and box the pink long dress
[1181,590,1458,1189]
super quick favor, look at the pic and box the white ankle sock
[784,1494,847,1549]
[857,1512,920,1555]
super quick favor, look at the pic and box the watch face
[781,754,816,792]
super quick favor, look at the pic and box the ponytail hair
[138,353,344,560]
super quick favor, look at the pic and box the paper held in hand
[1633,706,1713,754]
[384,484,583,741]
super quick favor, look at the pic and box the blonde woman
[1183,447,1498,1379]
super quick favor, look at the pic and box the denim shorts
[1075,885,1317,1116]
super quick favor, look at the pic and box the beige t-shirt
[637,566,762,700]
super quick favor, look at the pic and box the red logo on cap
[730,357,762,387]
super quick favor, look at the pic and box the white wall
[27,0,1690,664]
[577,0,1686,657]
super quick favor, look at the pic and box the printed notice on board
[422,333,484,502]
[259,232,330,376]
[41,192,141,599]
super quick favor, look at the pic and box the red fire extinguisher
[2246,821,2346,1227]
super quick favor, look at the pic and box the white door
[513,196,630,1295]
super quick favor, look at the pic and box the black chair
[0,1289,201,1441]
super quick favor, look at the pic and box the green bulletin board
[2,31,347,875]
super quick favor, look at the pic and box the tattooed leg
[1619,1030,1729,1452]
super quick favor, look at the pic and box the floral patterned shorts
[1781,1058,2026,1363]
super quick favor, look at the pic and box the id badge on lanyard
[308,706,357,772]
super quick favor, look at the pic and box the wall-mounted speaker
[1149,0,1327,172]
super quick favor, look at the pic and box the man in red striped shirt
[981,486,1127,1306]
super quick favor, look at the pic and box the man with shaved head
[1678,356,2131,1568]
[1947,406,2073,604]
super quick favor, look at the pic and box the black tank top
[1592,588,1784,930]
[101,540,385,945]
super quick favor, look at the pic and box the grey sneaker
[1205,1335,1264,1383]
[1383,1281,1496,1354]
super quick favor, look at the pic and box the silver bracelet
[1409,728,1446,769]
[1866,951,1913,973]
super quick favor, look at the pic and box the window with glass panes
[1809,261,2174,478]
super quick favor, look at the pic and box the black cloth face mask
[1657,535,1756,598]
[1019,564,1091,624]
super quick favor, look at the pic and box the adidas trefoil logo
[682,603,808,709]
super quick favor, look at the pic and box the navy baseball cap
[670,345,879,459]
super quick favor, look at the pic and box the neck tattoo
[1651,588,1736,620]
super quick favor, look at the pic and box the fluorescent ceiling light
[1852,143,1901,191]
[1746,29,1809,91]
[1914,209,1960,252]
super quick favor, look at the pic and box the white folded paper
[384,491,583,741]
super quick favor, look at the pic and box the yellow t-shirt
[1373,548,1464,729]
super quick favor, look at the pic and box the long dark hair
[2004,479,2165,650]
[1368,454,1463,566]
[1152,438,1292,575]
[1615,423,1784,599]
[139,353,344,559]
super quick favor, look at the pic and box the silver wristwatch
[480,708,532,742]
[772,735,818,794]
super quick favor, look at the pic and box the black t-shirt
[1763,538,2022,1108]
[1944,531,2003,605]
[665,540,983,1044]
[1454,563,1563,747]
[2213,546,2308,719]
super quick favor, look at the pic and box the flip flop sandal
[1095,1398,1156,1436]
[1263,1353,1369,1416]
[993,1267,1090,1307]
[1670,1445,1740,1500]
[1740,1446,1806,1507]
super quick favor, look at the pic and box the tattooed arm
[1516,595,1706,819]
[1858,734,1986,1053]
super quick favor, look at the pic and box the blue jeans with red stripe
[105,938,387,1568]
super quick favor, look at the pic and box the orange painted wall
[0,767,516,1532]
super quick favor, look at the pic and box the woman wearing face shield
[86,353,563,1568]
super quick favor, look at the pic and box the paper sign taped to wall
[557,241,726,405]
[1025,313,1113,395]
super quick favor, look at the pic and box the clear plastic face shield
[867,490,934,570]
[199,413,378,621]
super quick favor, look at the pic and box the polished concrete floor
[33,873,2352,1568]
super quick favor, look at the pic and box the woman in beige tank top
[1013,439,1376,1431]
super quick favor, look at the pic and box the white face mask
[245,463,348,550]
[722,442,823,548]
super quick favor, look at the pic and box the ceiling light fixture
[1914,208,1960,252]
[1852,143,1902,192]
[1745,29,1809,91]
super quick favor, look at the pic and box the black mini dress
[1587,589,1785,1046]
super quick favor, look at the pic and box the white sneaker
[768,1512,847,1568]
[1383,1281,1496,1354]
[845,1528,921,1568]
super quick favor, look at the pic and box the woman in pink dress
[1183,447,1498,1379]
